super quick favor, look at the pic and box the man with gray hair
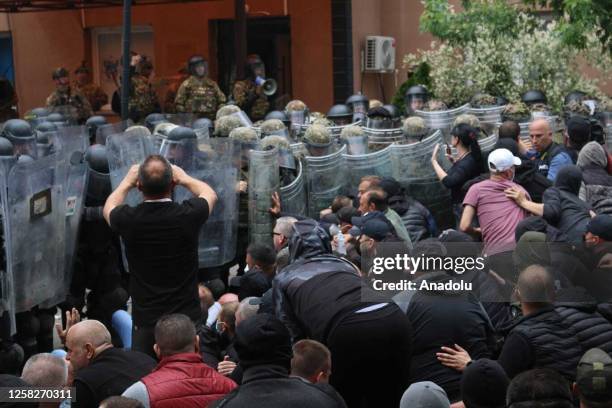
[66,320,156,408]
[236,297,261,325]
[273,216,297,271]
[21,353,68,388]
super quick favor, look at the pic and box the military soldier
[175,55,226,120]
[303,124,333,157]
[232,54,270,122]
[74,64,108,112]
[163,67,189,113]
[402,116,429,143]
[46,67,93,124]
[128,58,160,122]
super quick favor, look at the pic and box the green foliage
[392,63,432,112]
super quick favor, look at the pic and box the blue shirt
[547,151,573,182]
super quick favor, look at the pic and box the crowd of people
[1,61,611,408]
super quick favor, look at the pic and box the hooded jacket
[388,194,437,243]
[542,165,592,244]
[272,219,381,342]
[577,141,612,215]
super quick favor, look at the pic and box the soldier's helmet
[261,134,290,150]
[563,100,591,120]
[187,55,207,77]
[405,85,429,99]
[564,91,587,107]
[215,114,244,137]
[312,117,334,127]
[229,126,258,143]
[470,93,499,108]
[260,119,286,133]
[326,104,353,122]
[0,137,13,156]
[340,125,364,140]
[52,67,69,80]
[47,112,65,124]
[265,110,290,128]
[369,99,383,109]
[423,99,448,111]
[216,104,241,119]
[521,90,547,106]
[168,126,197,141]
[285,100,307,113]
[35,121,58,134]
[402,116,428,139]
[453,114,481,129]
[85,144,110,173]
[29,107,50,119]
[145,113,168,132]
[85,116,108,139]
[383,104,401,119]
[304,124,332,146]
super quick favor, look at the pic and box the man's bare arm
[103,165,139,225]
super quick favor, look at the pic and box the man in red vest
[122,314,236,407]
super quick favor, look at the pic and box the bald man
[529,118,573,181]
[66,320,155,408]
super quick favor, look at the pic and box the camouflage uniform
[129,75,159,122]
[216,105,241,119]
[470,93,498,107]
[175,76,226,120]
[403,116,428,142]
[304,124,332,145]
[232,79,269,122]
[501,102,531,122]
[46,86,93,124]
[453,114,481,129]
[75,83,108,112]
[261,135,290,150]
[214,115,244,137]
[260,119,288,138]
[423,100,448,111]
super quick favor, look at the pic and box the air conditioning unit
[364,36,396,73]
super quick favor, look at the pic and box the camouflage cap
[502,101,530,116]
[214,114,244,137]
[402,116,428,137]
[599,98,612,112]
[423,99,448,111]
[153,123,178,137]
[260,119,287,133]
[564,100,591,116]
[312,117,334,127]
[471,93,498,107]
[216,104,241,119]
[340,125,364,140]
[369,99,383,109]
[304,124,331,145]
[261,135,290,150]
[126,125,152,136]
[453,114,481,128]
[285,100,307,112]
[530,103,551,113]
[229,126,258,142]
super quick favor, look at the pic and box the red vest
[141,352,236,408]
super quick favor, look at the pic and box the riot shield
[106,128,156,207]
[326,121,362,139]
[468,105,505,137]
[279,159,306,217]
[343,144,393,196]
[48,105,79,126]
[45,127,89,308]
[194,127,210,143]
[8,153,68,313]
[164,113,196,127]
[0,157,16,332]
[363,127,405,151]
[478,132,499,158]
[249,148,279,246]
[415,104,470,142]
[96,120,134,145]
[167,138,240,267]
[391,130,454,230]
[304,145,347,219]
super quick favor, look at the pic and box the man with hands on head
[103,156,217,358]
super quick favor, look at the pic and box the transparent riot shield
[164,113,196,127]
[44,126,89,308]
[478,132,499,158]
[391,130,454,230]
[167,138,240,267]
[107,128,156,207]
[279,159,306,217]
[48,105,79,126]
[0,157,16,332]
[194,127,210,143]
[468,105,505,137]
[8,153,68,313]
[415,104,470,142]
[343,145,393,196]
[326,121,362,139]
[249,148,279,246]
[96,120,134,145]
[363,127,405,151]
[304,145,347,219]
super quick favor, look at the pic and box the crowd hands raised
[2,87,612,408]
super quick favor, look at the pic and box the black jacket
[238,268,272,300]
[441,152,482,204]
[388,194,437,242]
[543,165,591,244]
[404,273,494,401]
[73,347,156,408]
[210,364,346,408]
[272,219,381,342]
[581,165,612,215]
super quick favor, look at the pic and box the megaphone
[255,76,277,96]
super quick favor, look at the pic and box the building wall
[5,0,334,115]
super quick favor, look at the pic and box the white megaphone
[255,76,277,96]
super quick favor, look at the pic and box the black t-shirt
[110,197,209,326]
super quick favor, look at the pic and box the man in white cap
[460,148,530,281]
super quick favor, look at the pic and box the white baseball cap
[488,148,521,172]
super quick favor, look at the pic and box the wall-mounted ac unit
[364,35,396,73]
